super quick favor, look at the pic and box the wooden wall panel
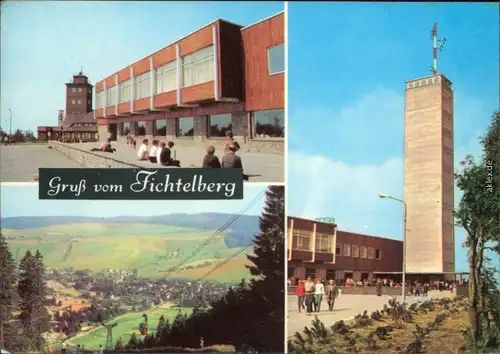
[179,25,213,56]
[242,13,284,111]
[181,82,214,103]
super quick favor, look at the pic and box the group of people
[295,277,340,315]
[137,139,180,166]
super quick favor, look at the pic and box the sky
[287,2,499,273]
[0,0,283,133]
[0,183,267,218]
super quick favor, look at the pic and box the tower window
[77,100,81,104]
[72,88,76,93]
[72,100,76,104]
[78,88,82,92]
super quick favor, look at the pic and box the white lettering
[47,177,87,197]
[130,170,157,192]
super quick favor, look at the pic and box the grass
[4,223,250,282]
[66,304,193,349]
[114,344,236,352]
[289,297,470,353]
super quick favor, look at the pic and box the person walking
[326,279,339,311]
[295,280,306,312]
[304,276,315,316]
[314,279,325,312]
[376,278,383,296]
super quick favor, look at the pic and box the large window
[267,43,285,75]
[367,247,374,259]
[335,243,342,256]
[352,245,359,258]
[119,79,132,103]
[106,86,116,107]
[154,119,167,136]
[182,46,214,87]
[375,249,382,260]
[156,61,177,93]
[293,229,310,251]
[253,109,284,138]
[176,117,194,137]
[96,91,105,109]
[135,72,150,99]
[136,121,147,136]
[207,114,232,138]
[360,246,367,258]
[343,244,351,257]
[315,233,331,253]
[120,122,131,136]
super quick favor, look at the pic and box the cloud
[289,87,405,164]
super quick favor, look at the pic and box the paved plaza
[0,142,284,183]
[0,144,82,182]
[287,294,422,337]
[70,142,284,183]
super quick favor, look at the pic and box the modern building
[287,216,403,282]
[404,74,455,274]
[94,12,284,154]
[37,73,98,141]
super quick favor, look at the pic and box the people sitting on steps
[137,139,149,161]
[202,145,221,168]
[222,144,248,180]
[149,140,159,163]
[159,141,181,167]
[90,138,115,153]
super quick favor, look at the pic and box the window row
[71,99,82,104]
[71,87,83,93]
[292,229,334,253]
[335,243,382,260]
[116,109,285,138]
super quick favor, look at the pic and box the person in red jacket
[296,280,306,312]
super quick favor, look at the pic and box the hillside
[0,213,260,248]
[2,222,255,282]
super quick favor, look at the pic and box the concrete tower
[404,74,455,274]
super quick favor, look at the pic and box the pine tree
[115,337,124,350]
[0,232,17,348]
[155,314,166,342]
[127,332,139,349]
[16,250,51,351]
[246,186,284,281]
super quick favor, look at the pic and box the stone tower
[404,74,455,274]
[65,71,93,115]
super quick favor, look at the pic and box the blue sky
[0,183,267,218]
[0,1,283,133]
[287,2,499,272]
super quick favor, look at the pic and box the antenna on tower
[430,23,447,75]
[79,65,84,75]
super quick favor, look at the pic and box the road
[0,144,82,182]
[287,294,423,337]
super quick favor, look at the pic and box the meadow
[3,223,252,282]
[65,303,193,349]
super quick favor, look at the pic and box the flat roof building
[94,12,284,154]
[287,216,403,282]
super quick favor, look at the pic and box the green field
[66,303,193,349]
[3,223,251,282]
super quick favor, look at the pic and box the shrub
[370,310,383,321]
[353,310,373,328]
[373,324,393,340]
[331,320,351,335]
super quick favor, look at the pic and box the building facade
[94,12,284,154]
[287,217,403,282]
[37,73,98,141]
[404,74,455,273]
